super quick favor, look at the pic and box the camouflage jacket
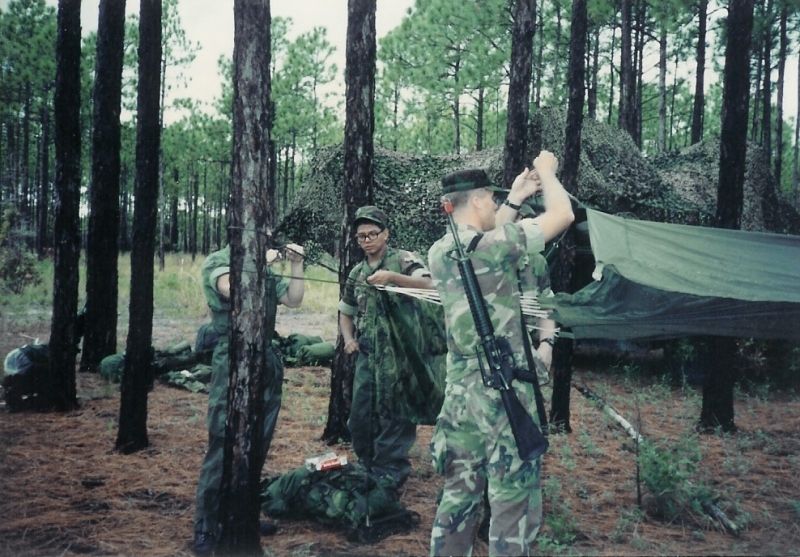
[201,245,289,335]
[337,246,430,335]
[428,220,545,381]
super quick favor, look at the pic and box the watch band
[503,199,522,211]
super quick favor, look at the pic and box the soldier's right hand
[343,339,360,354]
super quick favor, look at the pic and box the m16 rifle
[441,198,548,461]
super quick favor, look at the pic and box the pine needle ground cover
[1,314,799,556]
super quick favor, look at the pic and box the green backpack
[260,463,418,543]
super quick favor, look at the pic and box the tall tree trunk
[43,0,82,412]
[658,24,667,153]
[216,0,273,553]
[82,0,126,373]
[322,0,376,445]
[22,82,31,224]
[691,0,708,144]
[618,0,636,143]
[607,20,616,125]
[37,103,51,258]
[760,0,773,163]
[633,0,645,147]
[119,172,130,252]
[774,0,787,184]
[116,0,162,454]
[550,0,586,432]
[700,0,754,433]
[534,0,544,109]
[587,25,599,120]
[793,47,800,207]
[750,38,762,142]
[503,0,535,190]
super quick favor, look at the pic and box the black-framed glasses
[354,230,383,242]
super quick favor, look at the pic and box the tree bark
[503,0,535,190]
[760,0,773,164]
[774,0,787,184]
[618,0,636,144]
[549,0,585,432]
[82,0,126,373]
[36,102,51,258]
[116,0,162,453]
[43,0,82,412]
[690,0,707,144]
[700,0,755,433]
[216,0,273,553]
[323,0,376,445]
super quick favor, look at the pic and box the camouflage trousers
[348,346,416,486]
[430,369,542,557]
[193,338,284,535]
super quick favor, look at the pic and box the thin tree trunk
[587,25,599,120]
[216,0,273,552]
[323,0,376,445]
[619,0,636,142]
[774,0,787,184]
[691,0,708,144]
[550,0,586,431]
[658,24,667,153]
[700,0,755,433]
[82,0,126,373]
[116,0,162,454]
[761,0,773,163]
[793,49,800,207]
[503,0,535,190]
[37,103,51,258]
[44,0,82,412]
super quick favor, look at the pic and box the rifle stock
[444,207,548,461]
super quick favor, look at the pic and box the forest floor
[1,309,800,557]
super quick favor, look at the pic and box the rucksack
[2,344,50,411]
[260,463,419,543]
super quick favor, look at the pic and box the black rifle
[441,199,548,461]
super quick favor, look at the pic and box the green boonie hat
[353,205,388,229]
[441,168,506,195]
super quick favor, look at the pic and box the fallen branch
[572,382,740,537]
[701,501,740,537]
[572,382,642,443]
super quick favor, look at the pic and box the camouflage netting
[278,107,800,256]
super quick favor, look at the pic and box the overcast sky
[8,0,799,129]
[71,0,416,120]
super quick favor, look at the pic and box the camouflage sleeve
[399,250,431,278]
[275,274,290,301]
[517,219,546,255]
[337,265,360,316]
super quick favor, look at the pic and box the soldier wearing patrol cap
[338,205,435,487]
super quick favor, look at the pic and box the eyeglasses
[354,230,383,242]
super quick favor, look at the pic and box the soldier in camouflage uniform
[427,152,574,557]
[193,243,305,555]
[338,206,435,487]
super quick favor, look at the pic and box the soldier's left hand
[285,243,304,262]
[366,270,395,286]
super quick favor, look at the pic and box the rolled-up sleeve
[518,219,546,255]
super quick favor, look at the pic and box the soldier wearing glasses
[338,205,434,487]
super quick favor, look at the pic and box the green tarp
[545,209,800,341]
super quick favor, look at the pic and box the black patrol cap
[441,168,506,195]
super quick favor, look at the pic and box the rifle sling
[466,232,548,432]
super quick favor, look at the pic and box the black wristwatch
[540,337,556,347]
[503,199,522,211]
